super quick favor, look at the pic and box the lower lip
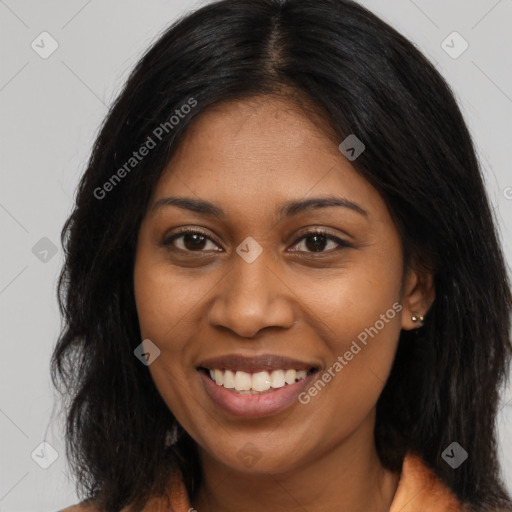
[198,370,317,418]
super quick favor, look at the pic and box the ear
[400,267,435,330]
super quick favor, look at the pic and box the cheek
[133,246,199,343]
[296,311,402,455]
[299,246,403,345]
[133,249,200,425]
[294,244,403,418]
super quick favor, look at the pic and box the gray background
[0,0,511,510]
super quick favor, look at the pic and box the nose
[207,250,296,338]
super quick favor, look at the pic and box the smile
[202,368,315,394]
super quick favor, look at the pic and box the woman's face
[134,95,430,474]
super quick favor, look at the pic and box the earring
[411,314,424,327]
[165,422,181,448]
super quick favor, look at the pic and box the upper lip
[197,354,318,373]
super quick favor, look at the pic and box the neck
[191,415,400,512]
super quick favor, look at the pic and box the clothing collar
[143,452,463,511]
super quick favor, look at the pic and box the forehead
[166,94,339,171]
[150,95,383,222]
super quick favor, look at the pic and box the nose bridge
[230,250,277,300]
[208,245,295,337]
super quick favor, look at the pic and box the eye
[162,228,222,253]
[288,229,351,254]
[162,227,351,255]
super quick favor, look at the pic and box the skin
[133,94,435,512]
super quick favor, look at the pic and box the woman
[53,0,512,511]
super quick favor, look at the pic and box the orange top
[388,453,464,512]
[61,453,465,512]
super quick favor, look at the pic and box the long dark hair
[50,0,512,510]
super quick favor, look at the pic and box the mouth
[197,367,318,394]
[196,354,320,418]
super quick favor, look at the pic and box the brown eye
[162,229,222,253]
[289,230,351,254]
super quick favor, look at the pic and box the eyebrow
[151,195,368,219]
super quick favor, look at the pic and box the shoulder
[390,453,464,511]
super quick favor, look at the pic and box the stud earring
[411,314,424,327]
[165,422,181,448]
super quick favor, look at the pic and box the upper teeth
[208,369,308,392]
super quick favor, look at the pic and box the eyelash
[162,227,352,255]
